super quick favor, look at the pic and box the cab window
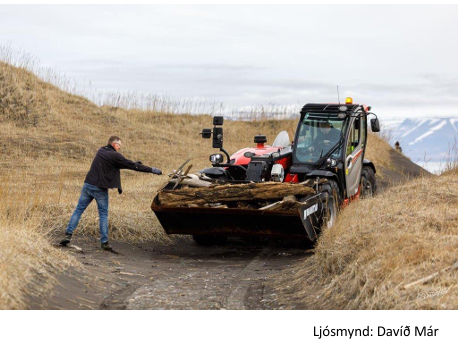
[360,116,367,148]
[346,118,361,156]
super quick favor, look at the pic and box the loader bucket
[151,194,324,241]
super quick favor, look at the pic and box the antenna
[337,85,340,104]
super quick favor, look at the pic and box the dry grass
[0,61,299,243]
[0,171,76,309]
[365,133,392,178]
[0,60,300,308]
[0,221,72,309]
[0,55,398,309]
[275,173,458,309]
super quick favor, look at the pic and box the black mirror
[212,127,223,148]
[213,116,224,126]
[201,128,212,138]
[370,118,380,132]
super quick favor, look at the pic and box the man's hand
[151,167,162,175]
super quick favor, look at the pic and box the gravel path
[29,237,310,310]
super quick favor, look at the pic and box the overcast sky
[1,5,458,120]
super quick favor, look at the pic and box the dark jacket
[312,128,341,147]
[84,145,153,194]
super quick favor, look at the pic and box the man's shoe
[101,242,113,251]
[59,233,72,246]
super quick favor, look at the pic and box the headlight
[271,164,284,182]
[209,153,224,164]
[326,158,337,167]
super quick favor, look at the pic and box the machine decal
[304,204,318,219]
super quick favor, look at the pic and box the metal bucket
[151,193,324,241]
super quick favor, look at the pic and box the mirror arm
[367,111,378,119]
[220,147,230,163]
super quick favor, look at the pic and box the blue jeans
[66,183,109,243]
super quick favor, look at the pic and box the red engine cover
[230,145,281,165]
[230,143,292,179]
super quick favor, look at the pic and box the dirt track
[29,236,311,310]
[28,150,429,310]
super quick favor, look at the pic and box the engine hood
[230,145,283,165]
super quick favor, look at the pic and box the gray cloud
[2,5,458,119]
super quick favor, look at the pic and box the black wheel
[360,166,377,198]
[192,235,228,246]
[322,192,337,229]
[316,180,340,231]
[319,179,340,208]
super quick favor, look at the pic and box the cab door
[345,115,366,197]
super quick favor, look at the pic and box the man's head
[319,121,332,134]
[108,136,122,152]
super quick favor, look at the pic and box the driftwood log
[259,195,301,211]
[168,174,212,188]
[403,260,458,290]
[157,182,315,206]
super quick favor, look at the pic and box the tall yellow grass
[0,50,399,309]
[0,171,76,309]
[0,58,303,308]
[274,172,458,309]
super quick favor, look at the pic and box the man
[308,121,341,153]
[60,136,162,251]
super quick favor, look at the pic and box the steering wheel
[296,146,319,162]
[316,139,332,149]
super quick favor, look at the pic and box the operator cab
[289,100,380,199]
[291,103,364,173]
[294,114,347,164]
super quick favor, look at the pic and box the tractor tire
[321,191,337,229]
[192,235,228,246]
[360,166,377,198]
[319,179,340,211]
[317,180,339,230]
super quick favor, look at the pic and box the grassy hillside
[0,61,303,308]
[0,60,405,309]
[273,172,458,309]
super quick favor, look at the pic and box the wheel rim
[361,176,373,198]
[324,196,336,228]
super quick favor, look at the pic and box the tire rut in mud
[122,243,308,310]
[100,283,142,310]
[34,237,311,310]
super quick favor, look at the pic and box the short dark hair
[108,136,121,145]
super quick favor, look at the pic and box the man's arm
[113,154,162,174]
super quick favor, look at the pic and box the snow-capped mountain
[382,118,458,169]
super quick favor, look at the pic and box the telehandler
[151,98,380,244]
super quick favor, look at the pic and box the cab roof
[300,103,361,115]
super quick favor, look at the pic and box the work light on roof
[345,97,353,104]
